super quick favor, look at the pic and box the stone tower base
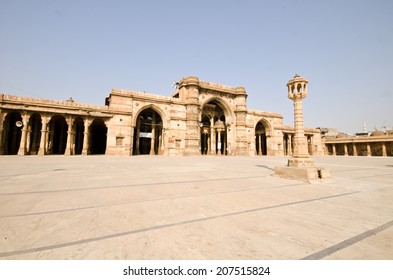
[274,162,331,182]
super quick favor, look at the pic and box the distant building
[322,129,393,156]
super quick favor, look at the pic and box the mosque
[0,75,329,157]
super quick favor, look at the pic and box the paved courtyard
[0,155,392,260]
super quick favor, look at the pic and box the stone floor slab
[0,155,392,259]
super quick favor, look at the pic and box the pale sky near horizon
[1,0,392,134]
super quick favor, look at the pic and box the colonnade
[0,110,108,156]
[326,142,392,157]
[200,127,227,155]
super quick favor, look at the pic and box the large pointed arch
[200,97,234,125]
[132,104,168,129]
[133,106,165,155]
[200,98,234,155]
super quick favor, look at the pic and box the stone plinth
[274,165,331,182]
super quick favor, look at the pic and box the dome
[335,133,348,138]
[370,130,385,137]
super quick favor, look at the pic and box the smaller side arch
[89,119,107,155]
[254,118,273,156]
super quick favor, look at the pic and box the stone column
[382,142,387,157]
[288,135,292,156]
[207,132,210,154]
[160,129,165,153]
[353,143,357,156]
[344,144,348,156]
[37,115,48,156]
[150,113,156,155]
[309,135,314,155]
[261,134,265,155]
[129,126,134,156]
[210,119,215,155]
[82,118,91,155]
[217,129,222,155]
[135,121,140,155]
[65,116,74,156]
[47,120,53,154]
[292,97,308,158]
[17,113,29,156]
[332,144,336,156]
[275,75,331,180]
[286,75,314,167]
[367,143,371,156]
[25,121,32,155]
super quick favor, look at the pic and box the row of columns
[0,110,106,156]
[329,142,389,156]
[19,114,93,156]
[255,133,267,155]
[201,128,227,155]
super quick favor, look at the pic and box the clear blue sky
[1,0,392,134]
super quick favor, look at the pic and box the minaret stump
[274,75,330,181]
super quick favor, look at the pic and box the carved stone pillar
[353,143,357,156]
[332,144,336,156]
[256,133,261,155]
[344,144,348,156]
[288,135,292,156]
[275,74,330,180]
[382,142,387,157]
[82,118,91,155]
[65,116,74,156]
[37,115,48,156]
[129,126,134,156]
[17,113,29,156]
[210,119,215,155]
[135,122,140,155]
[217,129,222,155]
[150,113,156,155]
[367,143,371,156]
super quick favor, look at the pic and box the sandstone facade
[0,76,323,157]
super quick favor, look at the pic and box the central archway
[133,108,163,155]
[201,100,229,155]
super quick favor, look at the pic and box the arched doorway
[255,121,267,155]
[74,117,84,155]
[48,115,68,155]
[201,100,228,155]
[133,108,163,155]
[28,113,42,155]
[89,119,107,155]
[3,111,22,155]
